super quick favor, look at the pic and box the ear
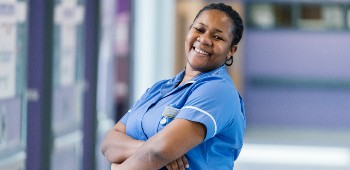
[227,45,238,58]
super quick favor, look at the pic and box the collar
[192,65,226,82]
[168,65,226,86]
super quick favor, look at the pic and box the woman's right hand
[165,155,189,170]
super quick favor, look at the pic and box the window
[298,4,343,30]
[247,2,349,31]
[248,3,275,29]
[347,6,350,29]
[274,4,293,28]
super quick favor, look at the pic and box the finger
[166,164,173,170]
[170,160,179,170]
[176,158,185,169]
[181,156,190,168]
[111,163,118,170]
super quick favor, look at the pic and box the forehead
[194,9,233,32]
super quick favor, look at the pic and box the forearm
[115,119,204,170]
[114,136,178,170]
[101,127,144,163]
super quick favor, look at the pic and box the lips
[193,47,211,56]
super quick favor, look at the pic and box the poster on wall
[51,1,85,169]
[54,0,84,87]
[52,0,85,135]
[0,1,27,166]
[0,1,26,99]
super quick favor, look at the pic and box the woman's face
[185,10,236,72]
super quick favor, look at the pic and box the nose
[197,34,212,46]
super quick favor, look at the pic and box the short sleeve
[119,87,151,125]
[176,77,241,141]
[119,110,131,125]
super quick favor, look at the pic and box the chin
[188,63,209,72]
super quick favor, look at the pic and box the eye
[194,27,204,33]
[213,35,224,40]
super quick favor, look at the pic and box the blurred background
[0,0,350,170]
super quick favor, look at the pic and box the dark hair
[193,3,243,46]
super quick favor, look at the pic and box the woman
[102,3,246,170]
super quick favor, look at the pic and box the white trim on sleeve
[181,106,217,137]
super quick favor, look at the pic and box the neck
[178,64,202,86]
[185,66,201,78]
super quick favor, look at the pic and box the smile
[193,47,210,56]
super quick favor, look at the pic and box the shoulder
[149,79,169,90]
[191,70,237,97]
[136,79,169,102]
[144,79,170,94]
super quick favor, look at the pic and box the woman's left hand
[165,155,189,170]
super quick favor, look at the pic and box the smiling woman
[102,3,246,170]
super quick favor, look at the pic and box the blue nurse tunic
[120,65,246,169]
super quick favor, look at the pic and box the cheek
[185,35,192,48]
[184,32,196,51]
[217,45,231,56]
[184,38,190,52]
[214,46,230,62]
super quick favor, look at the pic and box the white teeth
[194,47,209,56]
